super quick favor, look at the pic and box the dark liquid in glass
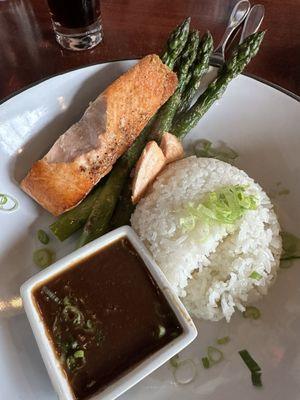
[47,0,101,29]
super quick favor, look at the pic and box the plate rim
[0,59,299,107]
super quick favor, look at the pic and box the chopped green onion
[251,371,263,387]
[63,296,72,306]
[280,232,300,268]
[202,356,210,369]
[41,286,60,304]
[33,248,55,268]
[173,359,197,385]
[249,271,263,280]
[278,189,290,196]
[74,350,85,359]
[194,139,238,164]
[71,341,78,349]
[170,354,179,368]
[83,319,95,333]
[95,330,105,346]
[0,193,19,212]
[66,355,76,371]
[62,305,84,326]
[157,324,166,338]
[238,349,261,373]
[217,336,230,345]
[179,185,258,235]
[0,194,8,205]
[207,346,223,365]
[243,306,261,320]
[37,229,50,244]
[281,255,300,261]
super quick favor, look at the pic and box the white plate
[0,60,299,400]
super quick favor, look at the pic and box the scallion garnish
[280,232,300,268]
[202,356,210,369]
[249,271,263,280]
[0,194,8,205]
[170,354,179,368]
[179,185,257,235]
[173,359,197,385]
[42,286,61,304]
[66,355,76,371]
[74,350,85,359]
[194,139,239,164]
[62,305,84,326]
[251,371,263,387]
[0,193,19,212]
[243,306,261,320]
[216,336,230,345]
[239,349,261,372]
[157,324,166,338]
[37,229,50,244]
[33,248,55,268]
[207,346,223,365]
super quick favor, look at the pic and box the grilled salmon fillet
[21,55,178,215]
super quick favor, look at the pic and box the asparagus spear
[50,182,105,241]
[176,31,213,115]
[161,17,191,69]
[77,159,130,248]
[150,30,200,142]
[172,31,265,139]
[109,179,134,230]
[110,32,265,229]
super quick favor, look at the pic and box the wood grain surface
[0,0,299,101]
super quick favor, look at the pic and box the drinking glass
[46,0,103,51]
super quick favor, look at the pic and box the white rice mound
[131,156,282,322]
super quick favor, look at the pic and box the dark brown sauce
[33,237,182,400]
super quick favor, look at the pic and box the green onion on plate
[243,306,261,320]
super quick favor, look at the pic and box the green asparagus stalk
[161,17,191,69]
[110,32,265,229]
[77,159,130,248]
[49,182,105,241]
[171,31,265,139]
[150,30,200,142]
[109,180,134,230]
[176,31,213,115]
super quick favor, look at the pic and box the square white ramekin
[21,226,197,400]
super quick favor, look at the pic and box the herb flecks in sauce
[33,237,182,400]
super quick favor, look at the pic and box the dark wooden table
[0,0,299,102]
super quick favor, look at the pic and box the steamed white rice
[131,156,282,322]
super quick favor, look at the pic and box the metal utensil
[211,0,251,67]
[239,4,265,43]
[198,2,265,94]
